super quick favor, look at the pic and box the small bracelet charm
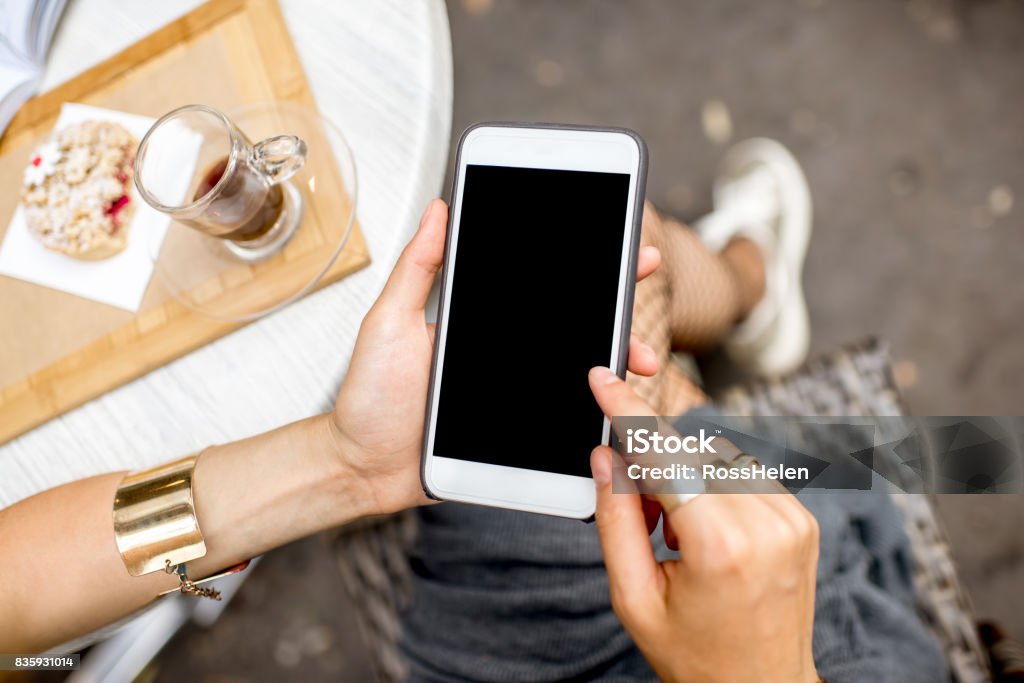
[165,560,221,600]
[156,559,253,600]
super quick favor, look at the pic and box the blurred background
[28,0,1023,679]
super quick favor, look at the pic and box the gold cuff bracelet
[113,455,207,577]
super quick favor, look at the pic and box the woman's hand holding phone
[329,195,818,680]
[325,199,663,518]
[587,371,821,683]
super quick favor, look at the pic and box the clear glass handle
[249,134,307,184]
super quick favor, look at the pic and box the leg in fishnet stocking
[628,203,763,415]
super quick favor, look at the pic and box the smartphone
[421,123,648,519]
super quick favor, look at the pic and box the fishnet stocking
[628,203,756,415]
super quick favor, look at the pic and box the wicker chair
[328,339,992,682]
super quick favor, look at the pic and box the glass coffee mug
[135,104,306,261]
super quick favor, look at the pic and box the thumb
[588,366,662,447]
[589,366,658,420]
[591,446,662,610]
[375,199,449,312]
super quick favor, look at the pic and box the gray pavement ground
[149,1,1023,680]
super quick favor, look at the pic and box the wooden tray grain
[0,0,370,445]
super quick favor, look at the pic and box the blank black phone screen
[432,164,632,478]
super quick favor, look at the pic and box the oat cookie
[20,120,138,260]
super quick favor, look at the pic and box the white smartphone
[420,123,648,519]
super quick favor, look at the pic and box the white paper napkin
[0,103,201,311]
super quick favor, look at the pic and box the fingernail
[419,200,434,226]
[590,366,619,386]
[591,448,611,485]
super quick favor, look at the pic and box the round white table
[0,0,454,508]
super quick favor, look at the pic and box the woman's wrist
[321,405,432,516]
[187,414,379,577]
[273,412,384,527]
[304,412,382,522]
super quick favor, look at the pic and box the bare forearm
[0,414,372,652]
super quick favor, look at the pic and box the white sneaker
[693,138,813,377]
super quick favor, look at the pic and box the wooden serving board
[0,0,370,445]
